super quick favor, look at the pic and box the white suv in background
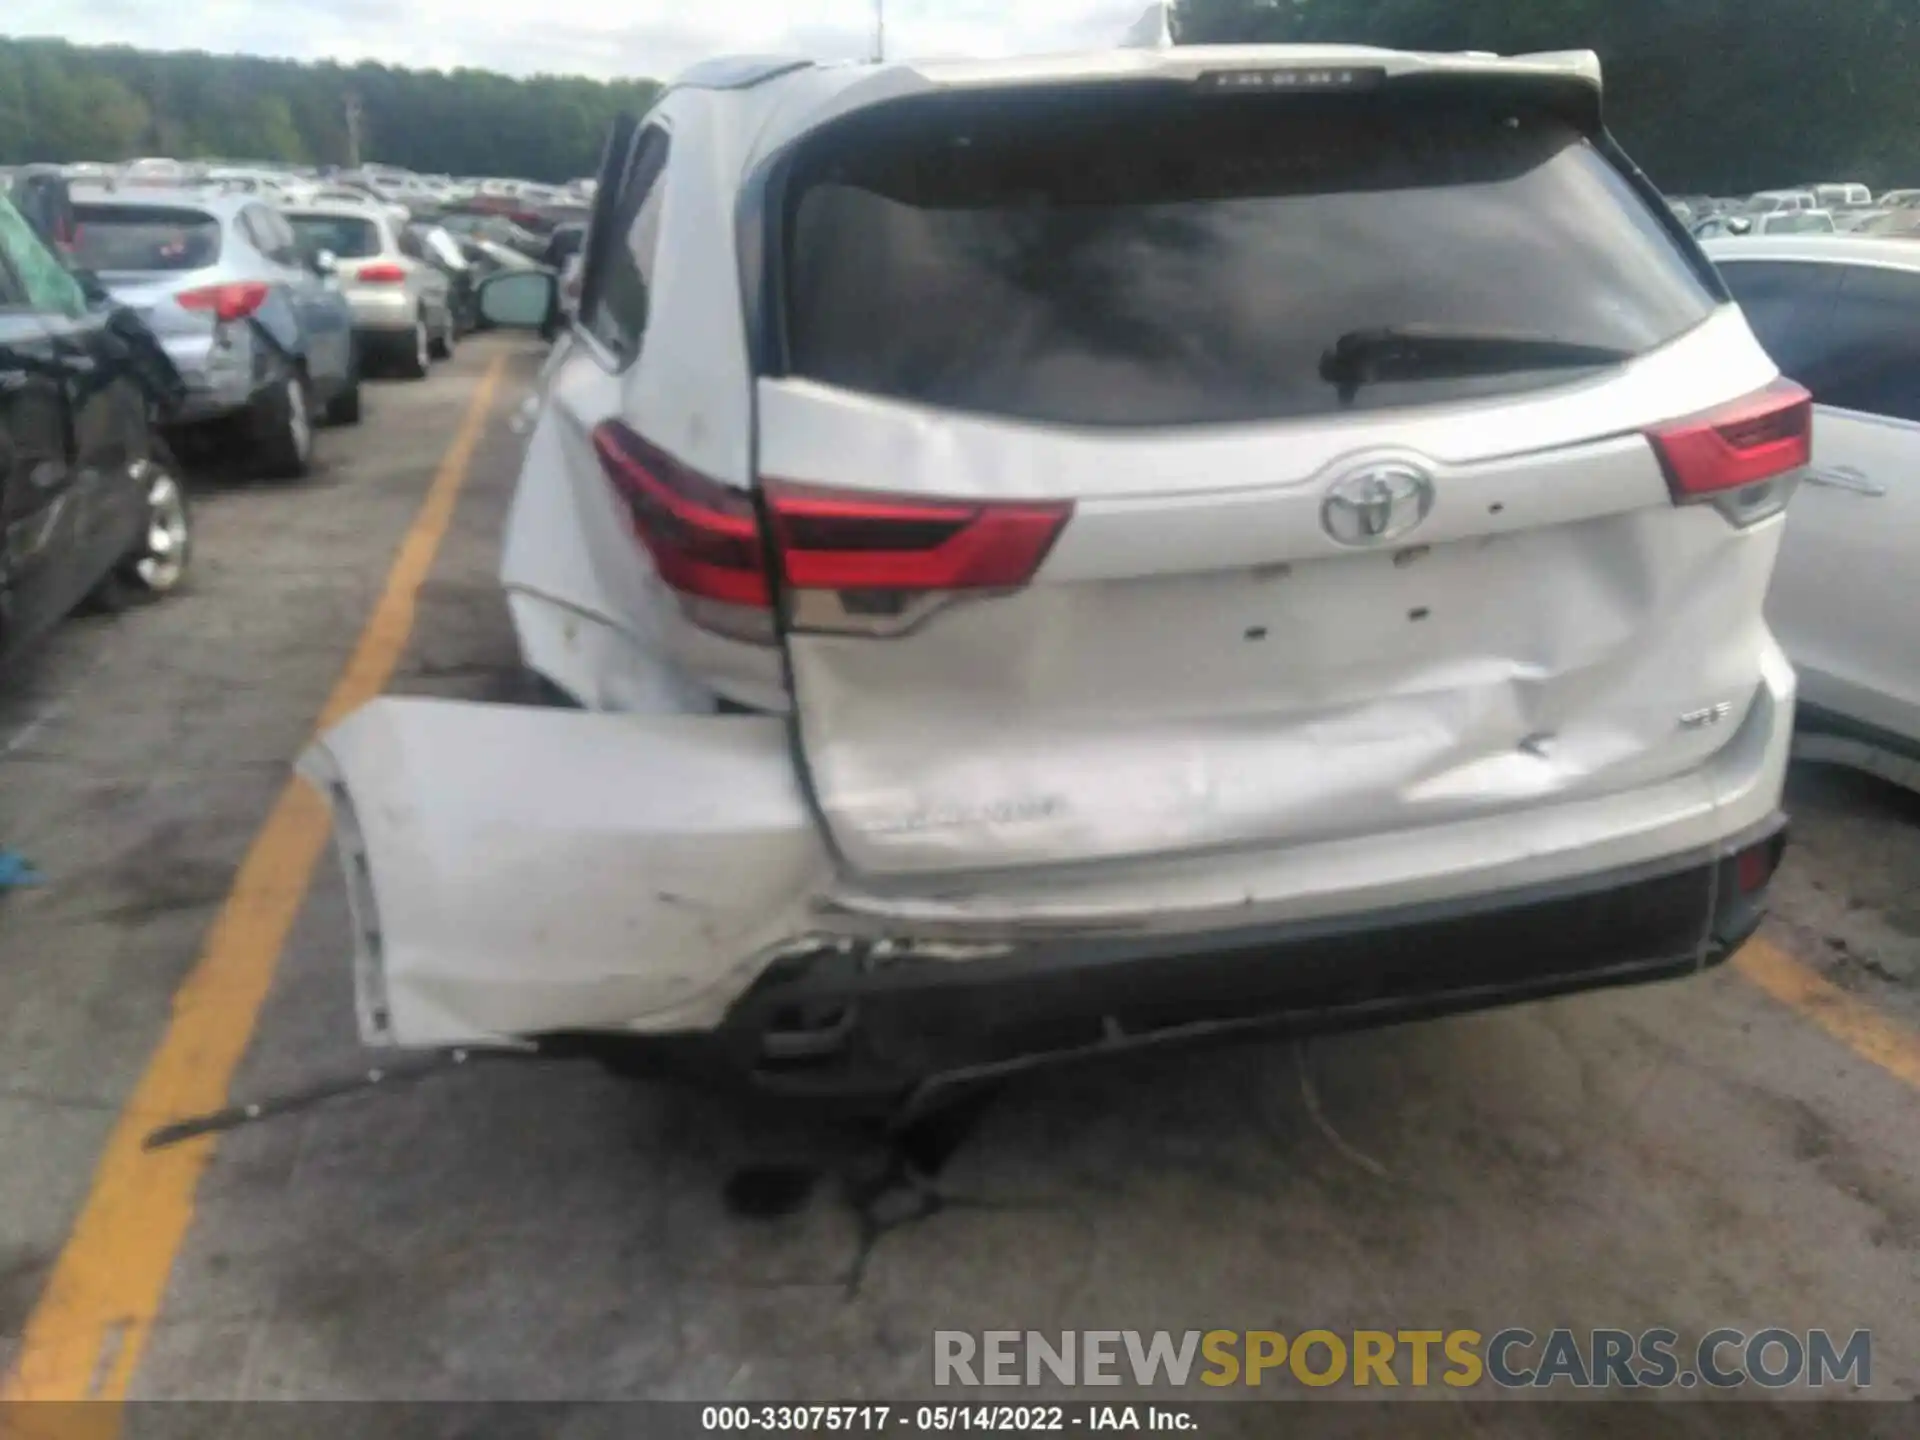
[309,45,1803,1106]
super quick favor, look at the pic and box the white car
[305,45,1801,1103]
[1707,235,1920,790]
[1756,208,1836,236]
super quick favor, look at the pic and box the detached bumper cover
[297,699,832,1048]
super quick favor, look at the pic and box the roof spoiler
[1511,49,1603,90]
[1119,3,1174,50]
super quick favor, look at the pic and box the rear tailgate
[757,73,1803,880]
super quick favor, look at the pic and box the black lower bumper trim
[555,816,1787,1107]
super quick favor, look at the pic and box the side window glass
[0,196,86,317]
[1820,266,1920,424]
[1718,260,1842,395]
[243,207,295,266]
[397,228,426,261]
[239,207,269,256]
[582,127,669,366]
[261,210,301,266]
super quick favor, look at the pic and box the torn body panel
[761,312,1789,881]
[298,699,831,1048]
[302,642,1790,1055]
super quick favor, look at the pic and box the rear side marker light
[590,420,1072,640]
[1646,378,1811,526]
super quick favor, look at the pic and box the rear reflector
[356,262,408,284]
[176,281,270,322]
[1735,831,1786,894]
[590,422,1072,638]
[1647,378,1811,500]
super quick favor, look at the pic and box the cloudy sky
[9,0,1153,80]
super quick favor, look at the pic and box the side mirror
[311,248,338,277]
[476,269,558,331]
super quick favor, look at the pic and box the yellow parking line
[0,354,509,1404]
[1737,937,1920,1091]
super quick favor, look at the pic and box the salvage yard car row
[0,175,541,668]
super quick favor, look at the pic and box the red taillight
[176,281,270,322]
[1647,378,1812,501]
[356,262,407,284]
[590,421,1073,639]
[591,421,768,607]
[767,484,1072,594]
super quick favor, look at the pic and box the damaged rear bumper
[301,675,1790,1099]
[694,816,1784,1102]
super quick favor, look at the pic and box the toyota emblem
[1321,463,1436,546]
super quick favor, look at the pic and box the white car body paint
[299,700,830,1047]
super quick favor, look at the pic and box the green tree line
[5,7,1916,193]
[1176,0,1920,194]
[0,36,661,181]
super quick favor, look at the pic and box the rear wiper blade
[1319,325,1638,400]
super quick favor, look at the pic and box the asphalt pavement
[1,337,1916,1417]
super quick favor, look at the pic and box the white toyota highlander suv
[307,44,1804,1107]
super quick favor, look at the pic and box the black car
[539,221,586,273]
[0,192,192,666]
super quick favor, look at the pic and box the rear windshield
[781,86,1719,426]
[72,206,221,272]
[285,213,382,259]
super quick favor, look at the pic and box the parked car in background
[1860,210,1920,239]
[439,212,546,259]
[455,236,538,280]
[1750,189,1817,214]
[1811,183,1873,210]
[205,167,315,205]
[1878,189,1920,210]
[539,220,586,275]
[1836,208,1892,234]
[70,187,359,475]
[307,47,1796,1101]
[0,193,193,664]
[1708,235,1920,790]
[1694,213,1753,239]
[282,201,454,380]
[121,157,195,186]
[1752,209,1836,236]
[9,165,77,256]
[407,221,480,335]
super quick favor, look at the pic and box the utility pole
[343,90,364,169]
[873,0,885,62]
